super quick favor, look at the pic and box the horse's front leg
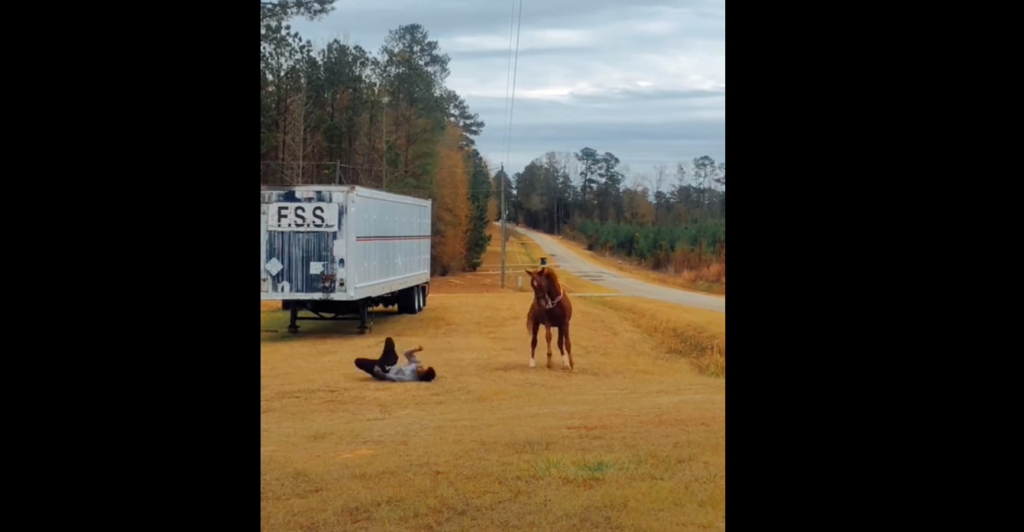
[530,320,541,368]
[544,325,553,368]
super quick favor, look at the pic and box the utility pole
[552,170,558,235]
[500,163,507,288]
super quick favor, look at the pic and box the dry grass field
[260,227,725,531]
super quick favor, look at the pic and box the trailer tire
[397,289,410,314]
[420,285,428,309]
[398,287,419,315]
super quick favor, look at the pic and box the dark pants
[354,349,398,380]
[354,358,384,379]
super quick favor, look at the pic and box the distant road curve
[508,224,725,313]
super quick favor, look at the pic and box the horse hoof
[529,359,536,368]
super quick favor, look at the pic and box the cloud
[289,0,725,176]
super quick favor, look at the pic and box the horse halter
[542,290,563,309]
[531,269,562,309]
[535,279,562,309]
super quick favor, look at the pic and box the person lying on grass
[354,337,436,382]
[356,336,400,375]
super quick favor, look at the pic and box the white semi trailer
[260,185,431,334]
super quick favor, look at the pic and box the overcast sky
[290,0,724,181]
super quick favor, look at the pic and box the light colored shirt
[373,350,421,382]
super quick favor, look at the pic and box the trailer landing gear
[282,300,373,334]
[287,304,300,334]
[357,300,372,334]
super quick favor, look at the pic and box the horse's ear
[525,269,536,277]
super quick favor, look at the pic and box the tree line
[261,2,725,288]
[261,1,492,275]
[501,151,726,289]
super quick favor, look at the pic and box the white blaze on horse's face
[529,271,561,309]
[528,271,546,298]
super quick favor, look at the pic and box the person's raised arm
[403,345,424,364]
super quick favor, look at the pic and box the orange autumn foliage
[431,123,471,276]
[487,197,499,226]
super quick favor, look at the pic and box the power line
[499,0,517,285]
[500,0,517,171]
[500,0,524,287]
[503,0,524,171]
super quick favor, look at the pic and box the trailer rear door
[263,201,341,296]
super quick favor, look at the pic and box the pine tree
[464,149,492,271]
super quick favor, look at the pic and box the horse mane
[539,267,562,295]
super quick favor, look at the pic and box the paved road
[510,225,725,313]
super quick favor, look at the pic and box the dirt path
[510,224,726,313]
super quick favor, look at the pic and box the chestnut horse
[525,267,574,370]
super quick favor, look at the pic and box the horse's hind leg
[563,322,573,370]
[530,320,541,368]
[544,325,553,368]
[557,327,570,369]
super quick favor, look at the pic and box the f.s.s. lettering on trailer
[268,203,338,231]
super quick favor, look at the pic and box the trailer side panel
[349,187,431,300]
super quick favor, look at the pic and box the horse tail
[526,308,533,335]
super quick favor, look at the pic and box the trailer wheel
[411,286,422,314]
[420,285,428,309]
[397,289,409,314]
[414,286,424,313]
[398,287,419,315]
